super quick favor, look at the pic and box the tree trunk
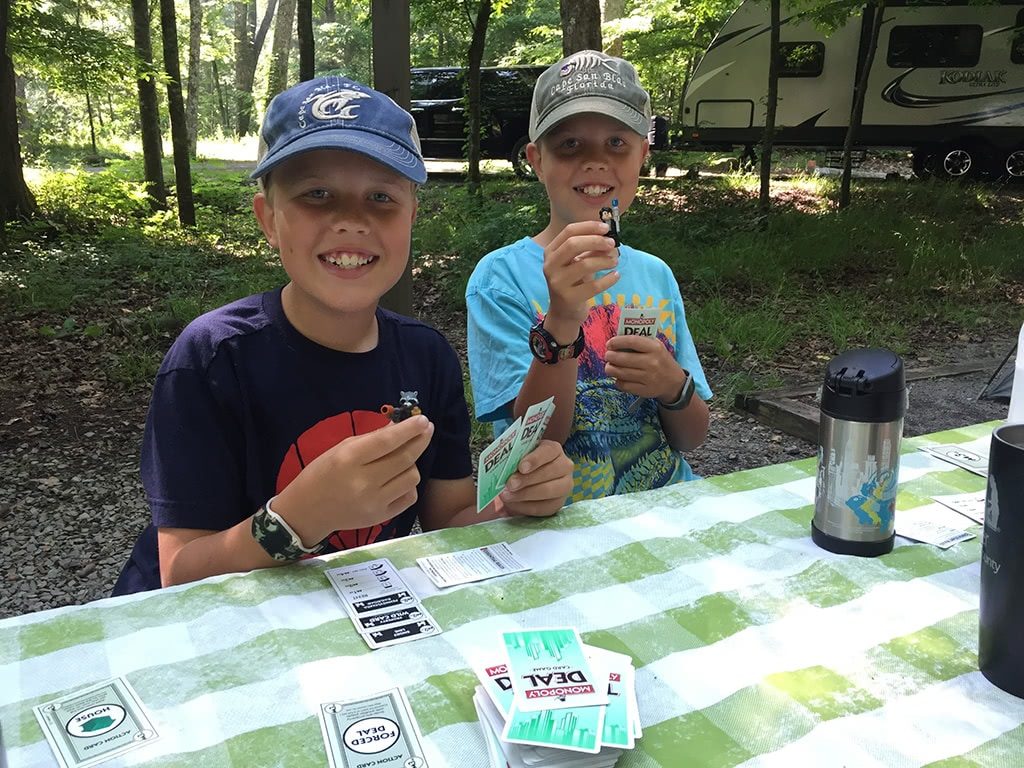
[85,92,98,156]
[186,0,203,156]
[159,0,196,226]
[130,0,167,211]
[600,0,625,57]
[322,0,335,23]
[758,0,780,216]
[840,0,886,210]
[466,0,492,191]
[267,0,298,104]
[233,0,278,136]
[371,0,412,316]
[212,59,229,134]
[560,0,601,55]
[297,0,314,82]
[0,0,36,229]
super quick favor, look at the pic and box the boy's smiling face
[528,113,649,234]
[254,149,417,340]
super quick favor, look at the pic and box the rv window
[887,25,983,68]
[1013,11,1024,64]
[777,42,825,77]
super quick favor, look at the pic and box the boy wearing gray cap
[466,52,711,502]
[114,76,572,594]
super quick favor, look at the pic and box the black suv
[410,66,546,177]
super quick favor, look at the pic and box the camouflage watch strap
[251,499,325,562]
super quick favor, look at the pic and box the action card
[33,677,159,768]
[318,688,430,768]
[501,628,608,712]
[478,417,522,512]
[499,398,555,482]
[417,542,530,589]
[918,442,989,476]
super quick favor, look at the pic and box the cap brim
[251,128,427,184]
[531,96,649,142]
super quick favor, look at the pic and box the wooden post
[372,0,413,316]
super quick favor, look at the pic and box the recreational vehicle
[681,0,1024,179]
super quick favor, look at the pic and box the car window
[411,69,462,101]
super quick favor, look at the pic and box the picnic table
[3,421,1023,767]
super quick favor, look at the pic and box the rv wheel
[911,149,934,180]
[936,147,976,180]
[1005,149,1024,179]
[510,136,535,179]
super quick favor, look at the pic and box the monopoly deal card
[501,628,609,712]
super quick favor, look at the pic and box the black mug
[978,423,1024,699]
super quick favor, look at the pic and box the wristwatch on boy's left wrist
[251,497,326,562]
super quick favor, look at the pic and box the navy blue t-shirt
[114,288,472,595]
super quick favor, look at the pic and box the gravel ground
[1,324,1013,621]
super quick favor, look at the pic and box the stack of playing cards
[317,688,430,768]
[478,397,556,512]
[33,677,159,768]
[326,558,442,649]
[473,628,642,767]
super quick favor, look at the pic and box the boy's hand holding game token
[542,220,620,328]
[273,415,434,543]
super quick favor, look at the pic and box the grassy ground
[3,159,1023,413]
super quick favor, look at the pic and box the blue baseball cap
[252,75,427,184]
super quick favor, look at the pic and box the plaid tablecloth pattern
[3,422,1023,767]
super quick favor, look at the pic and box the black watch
[251,498,325,562]
[529,320,585,365]
[658,371,695,411]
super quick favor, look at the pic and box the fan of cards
[473,628,641,767]
[478,397,556,512]
[326,558,442,649]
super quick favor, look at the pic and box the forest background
[0,0,1022,615]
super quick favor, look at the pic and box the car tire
[911,148,934,180]
[510,136,535,179]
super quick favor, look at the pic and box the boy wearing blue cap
[466,52,711,503]
[114,76,573,594]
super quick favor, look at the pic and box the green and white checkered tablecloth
[3,422,1023,767]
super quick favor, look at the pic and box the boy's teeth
[323,252,373,268]
[579,185,610,197]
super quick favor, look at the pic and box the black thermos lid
[820,348,907,423]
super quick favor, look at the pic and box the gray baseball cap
[529,50,652,142]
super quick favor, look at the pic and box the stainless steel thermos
[813,348,907,557]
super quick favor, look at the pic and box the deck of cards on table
[477,397,555,512]
[473,628,642,767]
[325,558,441,649]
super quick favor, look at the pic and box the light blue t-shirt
[466,236,712,502]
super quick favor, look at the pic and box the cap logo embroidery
[559,52,616,78]
[308,89,371,122]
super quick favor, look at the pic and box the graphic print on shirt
[276,409,395,552]
[530,294,682,500]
